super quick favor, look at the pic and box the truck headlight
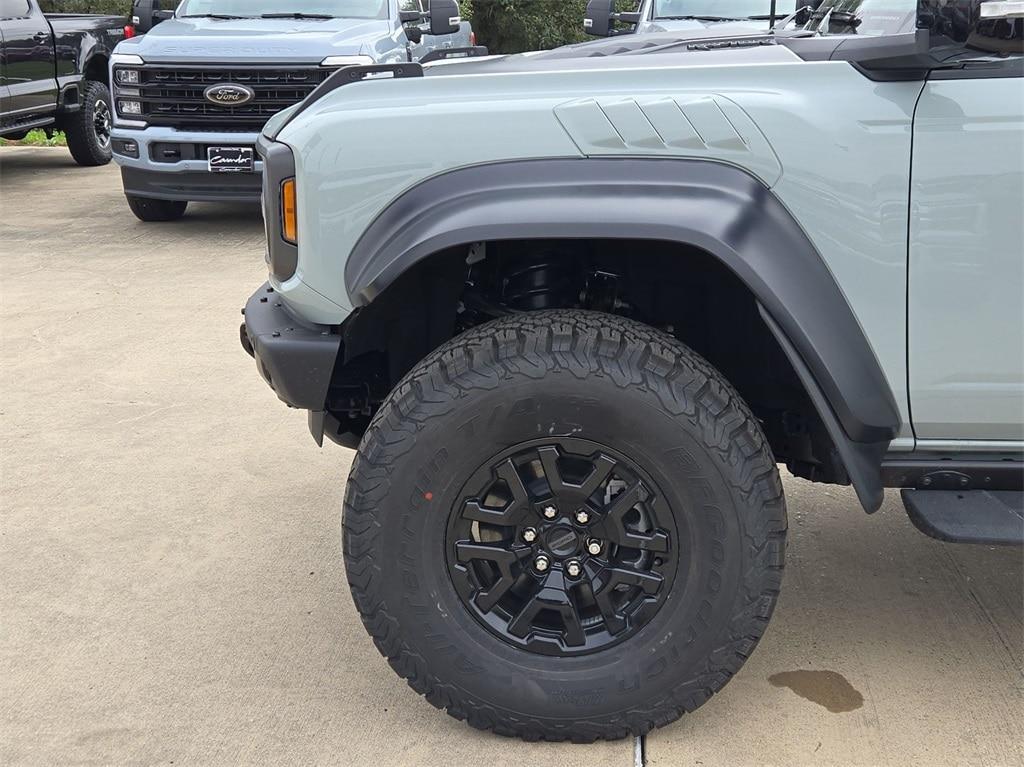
[320,55,375,68]
[115,68,140,85]
[118,100,143,115]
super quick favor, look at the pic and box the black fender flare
[54,32,112,113]
[345,158,900,511]
[79,43,112,84]
[52,23,112,85]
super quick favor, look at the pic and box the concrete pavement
[1,147,1021,766]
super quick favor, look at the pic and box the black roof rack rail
[264,63,423,139]
[420,46,490,64]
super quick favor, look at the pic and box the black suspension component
[501,256,579,311]
[460,244,629,327]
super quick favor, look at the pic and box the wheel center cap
[544,524,580,557]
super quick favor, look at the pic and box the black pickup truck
[0,0,131,165]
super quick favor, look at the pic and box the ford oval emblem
[203,83,255,106]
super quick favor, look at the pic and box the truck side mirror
[584,0,615,36]
[132,0,172,33]
[428,0,461,35]
[584,0,640,36]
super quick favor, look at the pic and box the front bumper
[112,125,264,202]
[122,166,262,202]
[241,282,340,415]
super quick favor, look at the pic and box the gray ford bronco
[241,0,1024,741]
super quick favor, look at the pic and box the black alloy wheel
[447,437,679,656]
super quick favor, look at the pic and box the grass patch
[0,129,67,147]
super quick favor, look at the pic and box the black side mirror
[584,0,640,36]
[132,0,154,32]
[132,0,171,33]
[584,0,615,36]
[428,0,461,35]
[399,7,424,41]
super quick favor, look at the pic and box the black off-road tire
[64,80,113,167]
[343,310,786,741]
[125,195,188,222]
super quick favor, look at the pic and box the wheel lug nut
[574,509,590,524]
[534,555,550,573]
[586,539,602,555]
[542,505,558,520]
[522,527,537,543]
[566,560,582,577]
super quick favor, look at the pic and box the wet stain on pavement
[768,670,864,713]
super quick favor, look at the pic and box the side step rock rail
[902,490,1024,545]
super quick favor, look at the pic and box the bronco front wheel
[343,310,786,741]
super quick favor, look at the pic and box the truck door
[0,0,56,119]
[909,53,1024,443]
[0,22,11,119]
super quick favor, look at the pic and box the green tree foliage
[38,0,131,13]
[463,0,589,54]
[38,0,130,12]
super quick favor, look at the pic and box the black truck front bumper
[240,283,340,433]
[122,166,263,202]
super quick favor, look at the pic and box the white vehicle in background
[108,0,475,222]
[583,0,804,38]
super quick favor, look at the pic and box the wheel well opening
[328,238,849,486]
[85,56,110,86]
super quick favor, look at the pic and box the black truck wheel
[64,80,113,167]
[125,195,188,222]
[343,310,787,741]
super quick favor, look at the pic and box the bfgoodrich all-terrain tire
[64,80,113,167]
[343,310,786,741]
[125,195,188,222]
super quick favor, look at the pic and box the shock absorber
[501,256,577,311]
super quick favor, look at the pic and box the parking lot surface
[2,147,1022,766]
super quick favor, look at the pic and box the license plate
[207,146,254,173]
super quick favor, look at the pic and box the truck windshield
[653,0,798,20]
[800,0,917,36]
[178,0,388,19]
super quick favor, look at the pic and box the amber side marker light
[281,178,297,244]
